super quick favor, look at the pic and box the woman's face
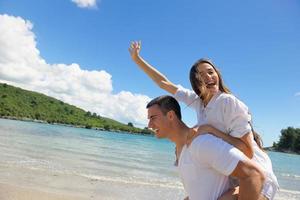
[197,63,220,95]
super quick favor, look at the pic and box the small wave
[276,189,300,200]
[280,173,300,179]
[77,173,183,189]
[6,159,52,167]
[4,158,68,174]
[279,188,300,195]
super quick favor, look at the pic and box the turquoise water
[268,151,300,191]
[0,118,299,199]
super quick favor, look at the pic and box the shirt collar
[205,91,222,109]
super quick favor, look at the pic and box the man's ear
[167,110,176,120]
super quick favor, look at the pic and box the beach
[0,183,87,200]
[0,118,299,200]
[1,181,299,200]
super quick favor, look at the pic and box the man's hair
[146,95,182,120]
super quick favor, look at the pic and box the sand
[0,183,88,200]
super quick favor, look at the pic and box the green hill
[0,83,152,135]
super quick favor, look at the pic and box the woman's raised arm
[129,41,178,95]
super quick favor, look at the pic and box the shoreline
[0,116,154,136]
[264,147,300,155]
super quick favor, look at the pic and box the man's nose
[147,120,152,129]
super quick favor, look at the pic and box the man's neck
[171,121,191,148]
[170,122,195,164]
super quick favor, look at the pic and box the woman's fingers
[186,131,201,146]
[130,41,141,50]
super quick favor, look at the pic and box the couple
[129,41,279,200]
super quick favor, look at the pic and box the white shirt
[174,87,279,188]
[178,134,246,200]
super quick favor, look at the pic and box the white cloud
[0,14,150,127]
[295,92,300,97]
[71,0,98,8]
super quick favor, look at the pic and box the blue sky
[0,0,299,146]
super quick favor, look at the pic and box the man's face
[147,104,170,139]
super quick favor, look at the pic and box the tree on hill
[273,127,300,153]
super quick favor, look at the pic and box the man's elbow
[244,162,266,193]
[231,160,266,199]
[232,160,265,186]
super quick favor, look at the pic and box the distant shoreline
[0,116,154,136]
[264,146,300,155]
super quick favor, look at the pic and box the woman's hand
[186,125,214,146]
[129,41,141,61]
[197,124,214,135]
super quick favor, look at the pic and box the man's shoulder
[190,134,225,150]
[188,134,237,164]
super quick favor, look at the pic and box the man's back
[178,134,246,200]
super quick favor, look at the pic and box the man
[146,95,265,200]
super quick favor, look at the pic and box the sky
[0,0,299,146]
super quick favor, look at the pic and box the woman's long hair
[189,58,264,149]
[189,58,231,102]
[250,121,264,150]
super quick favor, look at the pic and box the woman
[129,41,279,200]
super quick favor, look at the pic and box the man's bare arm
[230,159,265,200]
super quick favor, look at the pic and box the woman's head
[189,58,230,100]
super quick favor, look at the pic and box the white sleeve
[223,96,252,138]
[191,135,246,176]
[173,85,200,109]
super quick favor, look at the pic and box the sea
[0,118,299,200]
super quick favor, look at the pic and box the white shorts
[261,180,278,200]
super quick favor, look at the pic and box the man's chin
[155,133,164,139]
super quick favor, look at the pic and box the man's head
[146,95,182,138]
